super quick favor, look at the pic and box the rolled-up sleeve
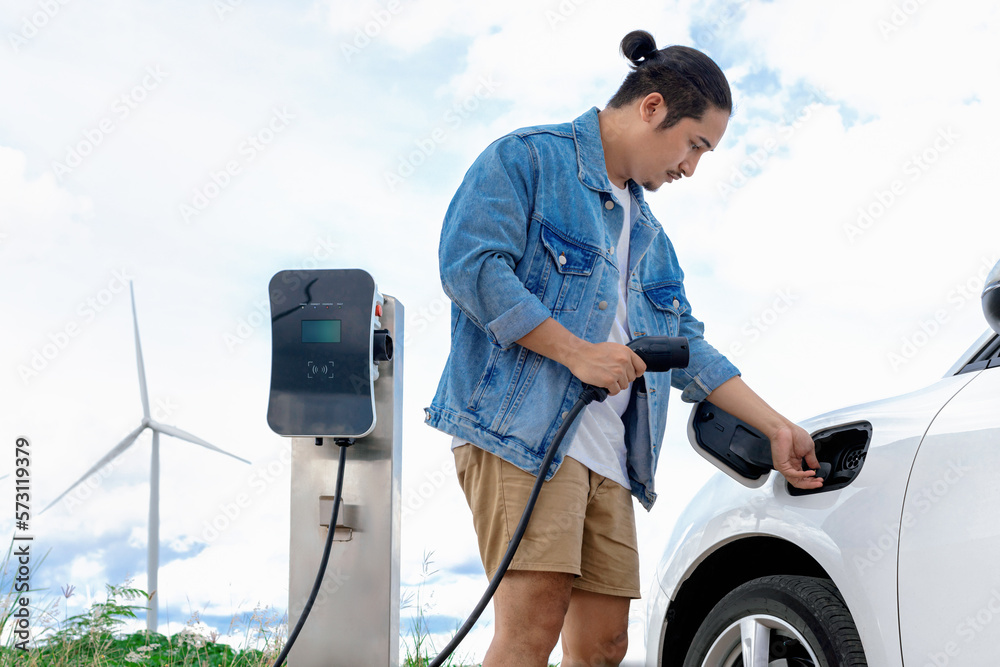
[670,292,741,403]
[438,135,551,350]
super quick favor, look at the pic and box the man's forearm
[705,376,789,439]
[516,317,644,396]
[515,317,589,368]
[708,375,823,488]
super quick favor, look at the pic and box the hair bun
[620,30,658,66]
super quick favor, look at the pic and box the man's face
[633,103,729,192]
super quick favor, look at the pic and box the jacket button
[609,245,615,254]
[562,411,569,419]
[673,298,680,308]
[558,254,567,265]
[604,200,614,210]
[598,301,608,310]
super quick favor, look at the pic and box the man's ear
[639,92,666,124]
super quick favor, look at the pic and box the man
[424,30,822,667]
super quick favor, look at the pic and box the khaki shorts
[453,443,641,599]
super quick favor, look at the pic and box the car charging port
[787,421,872,496]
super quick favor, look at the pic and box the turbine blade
[131,282,151,421]
[40,423,147,513]
[153,422,252,465]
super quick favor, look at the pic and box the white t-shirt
[563,180,634,488]
[452,180,636,490]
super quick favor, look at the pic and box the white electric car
[644,260,1000,667]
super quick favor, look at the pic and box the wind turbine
[43,282,251,633]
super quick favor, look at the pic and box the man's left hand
[770,423,823,490]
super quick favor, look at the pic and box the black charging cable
[427,385,606,667]
[270,438,352,667]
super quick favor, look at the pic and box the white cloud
[67,554,108,585]
[0,146,93,262]
[740,0,1000,116]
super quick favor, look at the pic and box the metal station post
[284,294,403,666]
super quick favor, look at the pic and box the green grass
[0,589,554,667]
[0,544,557,666]
[0,631,276,666]
[0,577,286,666]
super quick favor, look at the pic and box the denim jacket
[424,107,740,510]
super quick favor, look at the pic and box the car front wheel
[682,575,866,667]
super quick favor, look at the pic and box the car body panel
[645,371,980,667]
[898,367,1000,663]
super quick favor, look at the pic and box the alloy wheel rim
[700,613,821,667]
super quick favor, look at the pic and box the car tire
[681,575,866,667]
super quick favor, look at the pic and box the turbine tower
[43,282,251,633]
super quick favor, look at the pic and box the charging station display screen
[302,319,342,343]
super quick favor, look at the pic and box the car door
[898,344,1000,664]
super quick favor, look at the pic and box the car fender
[648,372,979,667]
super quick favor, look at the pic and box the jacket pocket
[538,223,599,312]
[642,281,687,336]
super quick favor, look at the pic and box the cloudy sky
[2,0,998,663]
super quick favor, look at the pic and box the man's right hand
[516,318,645,396]
[565,341,646,396]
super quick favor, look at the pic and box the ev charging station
[267,268,403,666]
[263,267,693,667]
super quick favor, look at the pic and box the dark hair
[607,30,732,129]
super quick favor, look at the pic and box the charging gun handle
[581,336,690,404]
[628,335,689,372]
